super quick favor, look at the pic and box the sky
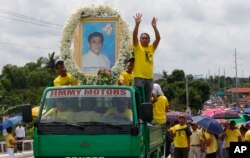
[0,0,250,78]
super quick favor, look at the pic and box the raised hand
[133,13,142,25]
[151,17,158,28]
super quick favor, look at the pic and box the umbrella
[228,114,250,125]
[0,115,22,130]
[244,107,250,114]
[201,108,225,117]
[192,115,224,135]
[166,111,192,123]
[212,112,240,119]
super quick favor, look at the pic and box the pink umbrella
[201,108,225,117]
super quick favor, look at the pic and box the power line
[0,41,59,50]
[0,15,61,30]
[0,8,63,27]
[0,8,63,30]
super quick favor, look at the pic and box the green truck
[32,85,165,158]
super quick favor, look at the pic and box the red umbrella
[201,108,225,117]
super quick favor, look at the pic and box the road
[0,151,33,158]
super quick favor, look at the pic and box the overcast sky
[0,0,250,78]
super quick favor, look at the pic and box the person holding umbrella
[201,129,218,158]
[191,115,224,158]
[221,120,241,158]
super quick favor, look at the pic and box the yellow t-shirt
[104,107,133,122]
[53,73,77,86]
[117,71,134,86]
[244,130,250,142]
[204,131,217,154]
[5,134,15,148]
[225,128,241,147]
[170,124,189,148]
[44,108,74,122]
[153,96,169,124]
[133,44,155,79]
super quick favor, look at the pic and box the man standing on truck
[53,60,78,86]
[169,115,191,158]
[151,83,169,125]
[132,13,161,102]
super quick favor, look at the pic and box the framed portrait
[74,17,119,74]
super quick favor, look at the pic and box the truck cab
[33,85,165,158]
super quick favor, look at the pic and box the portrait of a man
[81,20,117,73]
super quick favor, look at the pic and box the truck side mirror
[130,126,139,136]
[21,104,32,123]
[141,103,153,122]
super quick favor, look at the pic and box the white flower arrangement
[60,5,133,85]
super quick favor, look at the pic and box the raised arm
[133,13,142,47]
[152,17,161,49]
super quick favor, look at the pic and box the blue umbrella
[192,115,224,135]
[244,107,250,114]
[0,115,22,131]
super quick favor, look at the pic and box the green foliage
[0,53,59,108]
[0,52,59,141]
[157,70,210,112]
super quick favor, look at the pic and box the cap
[179,115,186,118]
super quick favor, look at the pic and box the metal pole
[234,48,238,106]
[185,76,189,109]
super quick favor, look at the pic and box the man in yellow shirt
[104,98,133,122]
[245,127,250,142]
[169,115,191,158]
[42,98,74,122]
[133,13,161,102]
[222,120,241,158]
[152,83,169,124]
[202,130,218,158]
[117,58,134,86]
[6,127,21,158]
[53,60,78,86]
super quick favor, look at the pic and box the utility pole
[234,48,238,106]
[185,76,189,108]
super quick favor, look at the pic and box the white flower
[60,5,132,85]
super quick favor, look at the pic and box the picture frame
[74,17,120,74]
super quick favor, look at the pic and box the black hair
[55,60,64,69]
[88,32,104,43]
[125,57,135,64]
[6,127,12,133]
[128,57,135,63]
[140,33,150,39]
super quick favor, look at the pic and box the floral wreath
[60,5,133,85]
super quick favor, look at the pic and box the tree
[0,53,58,109]
[157,70,210,112]
[46,52,59,80]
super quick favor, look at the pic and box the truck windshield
[40,88,133,126]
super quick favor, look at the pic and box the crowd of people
[164,115,250,158]
[47,12,250,158]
